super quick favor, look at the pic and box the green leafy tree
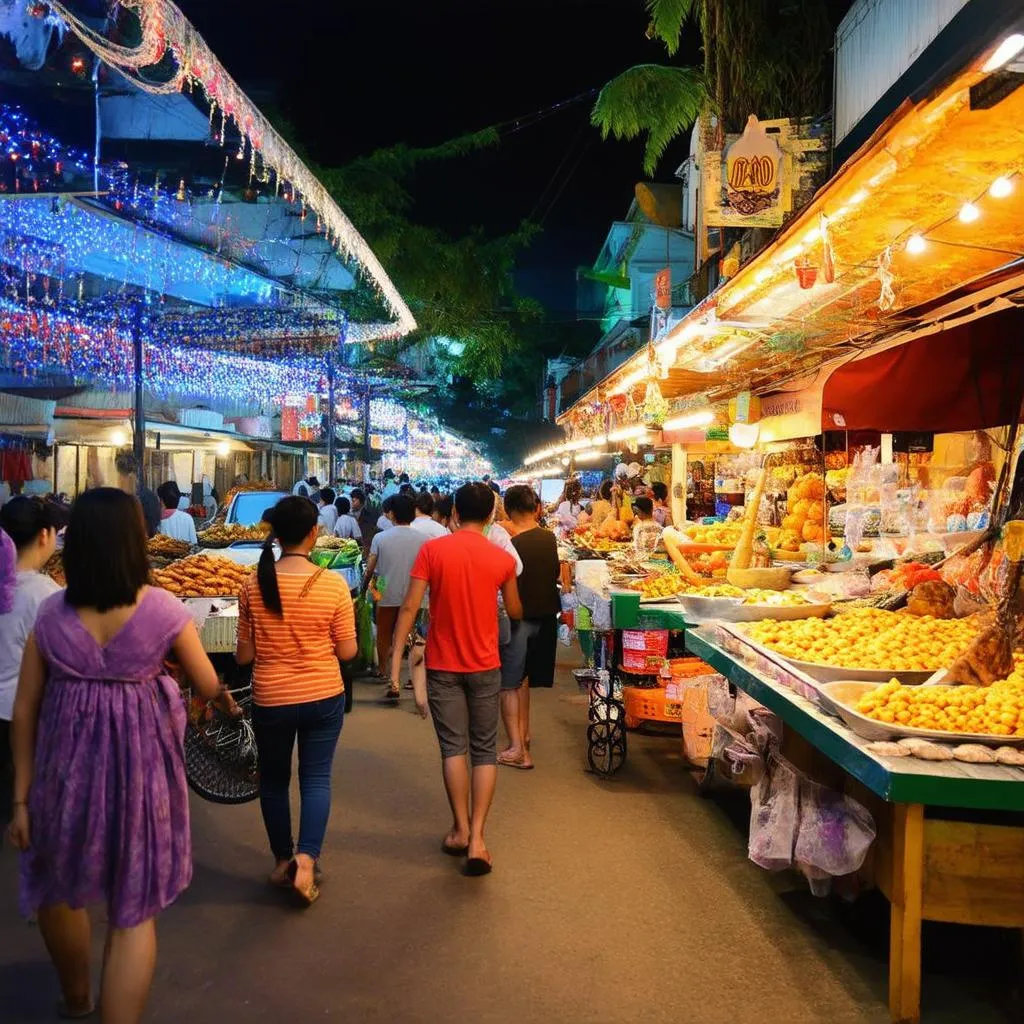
[592,0,837,174]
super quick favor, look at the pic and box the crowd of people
[0,455,594,1022]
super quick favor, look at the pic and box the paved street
[0,672,1017,1023]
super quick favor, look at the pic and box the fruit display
[688,550,730,577]
[686,583,745,598]
[152,554,254,598]
[855,659,1024,736]
[743,608,979,671]
[781,472,827,546]
[682,523,742,547]
[198,522,270,547]
[595,517,631,541]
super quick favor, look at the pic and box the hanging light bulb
[989,176,1014,199]
[906,234,927,255]
[175,178,186,201]
[958,202,980,223]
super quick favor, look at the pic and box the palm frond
[644,0,699,55]
[591,64,706,175]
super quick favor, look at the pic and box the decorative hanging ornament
[820,212,835,284]
[877,246,896,311]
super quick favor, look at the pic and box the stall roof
[559,26,1024,428]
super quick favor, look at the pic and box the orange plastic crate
[623,685,684,729]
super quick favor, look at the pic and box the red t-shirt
[410,529,517,673]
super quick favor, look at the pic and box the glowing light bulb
[983,34,1024,72]
[755,268,771,283]
[989,176,1013,199]
[958,202,980,224]
[906,234,927,255]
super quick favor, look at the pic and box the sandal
[384,685,401,704]
[441,839,469,857]
[286,859,320,908]
[463,856,493,877]
[497,751,534,770]
[58,1000,96,1019]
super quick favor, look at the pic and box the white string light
[47,0,416,343]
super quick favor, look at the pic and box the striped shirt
[238,569,356,707]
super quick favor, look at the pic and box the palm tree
[592,0,836,175]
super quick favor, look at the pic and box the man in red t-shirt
[390,482,521,876]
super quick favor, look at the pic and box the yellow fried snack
[743,608,979,672]
[856,656,1024,736]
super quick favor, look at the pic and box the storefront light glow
[983,33,1024,72]
[663,409,714,431]
[728,421,760,448]
[607,424,649,442]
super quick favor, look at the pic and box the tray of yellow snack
[152,554,254,599]
[738,608,979,683]
[817,677,1024,747]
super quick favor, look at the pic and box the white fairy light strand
[47,0,416,343]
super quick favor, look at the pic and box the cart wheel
[587,720,626,777]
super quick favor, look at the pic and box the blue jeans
[252,693,345,861]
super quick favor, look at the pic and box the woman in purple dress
[7,488,227,1022]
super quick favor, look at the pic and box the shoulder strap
[298,566,329,600]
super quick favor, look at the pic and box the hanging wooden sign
[703,115,813,229]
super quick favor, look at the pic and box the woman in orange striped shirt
[237,496,357,906]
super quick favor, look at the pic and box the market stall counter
[688,626,1024,1024]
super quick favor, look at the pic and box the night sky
[175,0,700,317]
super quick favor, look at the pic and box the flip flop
[441,839,469,857]
[463,857,493,877]
[497,752,534,770]
[57,1000,95,1019]
[286,859,321,907]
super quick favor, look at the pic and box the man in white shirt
[156,482,199,545]
[410,491,448,540]
[377,495,395,533]
[317,487,339,533]
[333,495,363,541]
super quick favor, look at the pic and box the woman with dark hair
[555,478,584,530]
[236,496,357,906]
[8,488,226,1022]
[0,497,67,823]
[651,481,673,526]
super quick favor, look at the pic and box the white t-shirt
[0,570,60,720]
[318,505,339,533]
[159,510,198,545]
[376,515,393,533]
[556,500,582,530]
[411,515,448,541]
[333,514,362,541]
[488,522,523,576]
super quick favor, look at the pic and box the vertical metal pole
[132,303,145,475]
[326,350,336,485]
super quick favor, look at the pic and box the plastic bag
[354,595,374,670]
[793,774,876,892]
[749,758,799,871]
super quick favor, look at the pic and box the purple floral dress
[20,587,193,928]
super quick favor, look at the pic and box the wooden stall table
[688,627,1024,1024]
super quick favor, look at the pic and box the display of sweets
[744,608,979,671]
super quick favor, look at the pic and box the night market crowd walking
[0,464,584,1022]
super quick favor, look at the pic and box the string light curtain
[46,0,416,343]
